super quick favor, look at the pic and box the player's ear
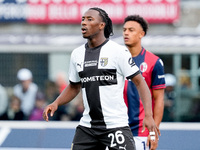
[99,22,105,30]
[139,31,145,39]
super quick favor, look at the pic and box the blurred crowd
[0,68,84,121]
[162,73,176,122]
[0,67,182,122]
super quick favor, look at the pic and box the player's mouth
[124,37,129,42]
[81,27,87,34]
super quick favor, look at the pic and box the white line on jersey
[158,75,165,79]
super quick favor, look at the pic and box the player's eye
[130,28,135,32]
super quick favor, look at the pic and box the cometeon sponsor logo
[81,75,115,83]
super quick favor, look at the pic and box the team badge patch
[140,62,148,72]
[100,57,108,67]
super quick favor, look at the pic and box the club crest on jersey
[100,57,108,67]
[140,62,148,72]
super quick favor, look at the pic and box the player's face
[123,21,145,47]
[81,9,104,39]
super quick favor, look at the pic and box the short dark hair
[124,15,149,36]
[89,7,114,38]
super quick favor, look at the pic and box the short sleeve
[118,47,140,79]
[68,51,81,83]
[152,58,166,89]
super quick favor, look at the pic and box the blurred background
[1,0,200,149]
[0,0,200,123]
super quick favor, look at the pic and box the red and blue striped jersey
[124,48,166,136]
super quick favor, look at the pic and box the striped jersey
[68,39,140,129]
[124,48,166,136]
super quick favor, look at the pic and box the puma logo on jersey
[77,63,82,68]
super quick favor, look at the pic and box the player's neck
[87,34,107,48]
[128,44,142,57]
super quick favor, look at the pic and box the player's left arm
[151,58,165,127]
[147,88,164,150]
[147,58,165,150]
[147,89,164,150]
[153,88,165,128]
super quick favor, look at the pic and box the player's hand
[142,115,159,133]
[43,103,58,122]
[142,115,160,140]
[142,115,161,150]
[147,133,159,150]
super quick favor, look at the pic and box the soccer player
[43,8,158,150]
[123,15,165,150]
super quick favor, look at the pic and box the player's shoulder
[71,44,85,55]
[74,44,85,51]
[144,48,164,67]
[145,48,159,59]
[108,40,125,49]
[108,40,130,53]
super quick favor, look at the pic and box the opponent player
[43,8,158,150]
[123,15,165,150]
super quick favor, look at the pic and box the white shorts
[134,136,149,150]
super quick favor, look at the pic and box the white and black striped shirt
[69,39,140,129]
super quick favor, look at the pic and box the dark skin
[81,9,106,48]
[43,10,158,140]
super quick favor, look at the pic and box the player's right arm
[43,82,81,121]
